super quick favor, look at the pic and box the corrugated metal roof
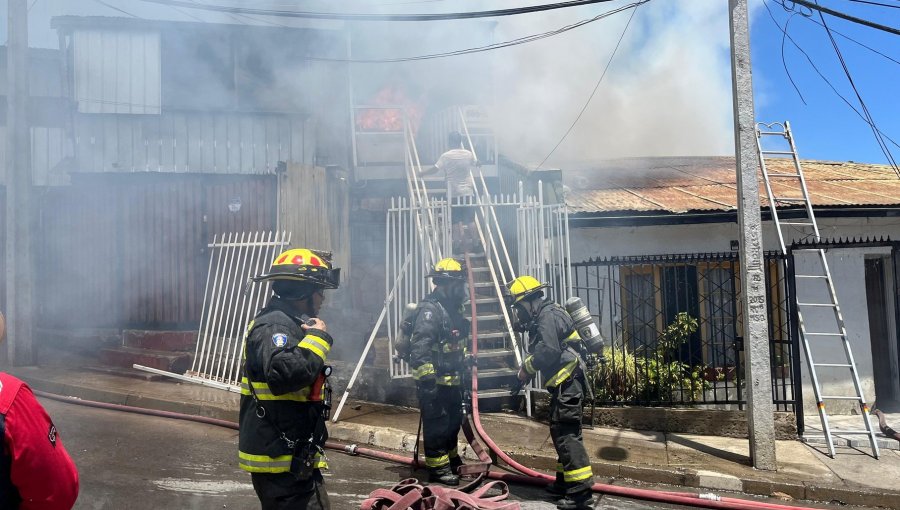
[564,156,900,215]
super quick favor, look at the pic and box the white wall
[570,216,900,414]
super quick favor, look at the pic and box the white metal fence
[189,231,292,389]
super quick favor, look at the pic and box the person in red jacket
[0,312,79,509]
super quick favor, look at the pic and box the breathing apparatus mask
[510,300,536,332]
[438,278,469,305]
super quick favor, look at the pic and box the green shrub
[590,312,711,404]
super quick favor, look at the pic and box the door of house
[865,256,900,409]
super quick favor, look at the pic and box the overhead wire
[781,12,807,104]
[783,0,900,36]
[763,0,900,153]
[92,0,139,17]
[813,0,900,176]
[305,1,646,63]
[794,9,900,66]
[847,0,900,8]
[138,0,632,21]
[534,1,642,170]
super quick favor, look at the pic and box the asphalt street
[40,397,863,510]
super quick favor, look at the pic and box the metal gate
[136,231,291,390]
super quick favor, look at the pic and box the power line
[796,10,900,66]
[92,0,139,17]
[784,0,900,36]
[847,0,900,8]
[763,0,900,153]
[306,1,646,63]
[138,0,627,21]
[535,2,641,170]
[813,0,899,175]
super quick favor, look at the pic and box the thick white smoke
[489,0,736,166]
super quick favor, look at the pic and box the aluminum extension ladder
[756,121,879,458]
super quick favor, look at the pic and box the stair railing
[458,108,522,366]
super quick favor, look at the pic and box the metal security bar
[189,231,291,388]
[516,183,573,395]
[571,252,798,410]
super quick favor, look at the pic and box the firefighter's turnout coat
[521,299,595,494]
[239,299,331,476]
[409,294,470,470]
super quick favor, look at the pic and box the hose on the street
[35,381,815,510]
[29,261,818,510]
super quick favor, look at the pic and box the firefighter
[410,257,470,486]
[0,312,79,510]
[238,248,340,510]
[506,276,595,510]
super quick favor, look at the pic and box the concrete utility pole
[5,0,35,366]
[729,0,776,470]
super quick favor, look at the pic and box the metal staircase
[333,106,572,421]
[756,121,879,458]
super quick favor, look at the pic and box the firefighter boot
[449,455,465,475]
[556,490,594,510]
[428,466,460,486]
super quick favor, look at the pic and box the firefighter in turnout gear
[507,276,595,510]
[239,248,340,510]
[410,258,471,486]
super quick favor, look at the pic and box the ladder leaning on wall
[756,121,879,459]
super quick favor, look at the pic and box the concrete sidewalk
[10,365,900,509]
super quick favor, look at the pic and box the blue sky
[750,0,900,165]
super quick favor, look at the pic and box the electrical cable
[814,0,900,176]
[781,0,900,36]
[781,12,807,105]
[138,0,630,21]
[847,0,900,8]
[763,0,900,153]
[308,1,646,63]
[798,13,900,66]
[534,1,641,171]
[92,0,139,17]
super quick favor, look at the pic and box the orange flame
[356,85,423,133]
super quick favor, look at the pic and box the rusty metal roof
[564,156,900,215]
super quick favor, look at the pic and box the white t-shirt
[435,148,476,197]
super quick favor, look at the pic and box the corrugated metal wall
[278,164,350,278]
[71,112,311,174]
[0,127,72,187]
[74,29,161,114]
[38,174,277,329]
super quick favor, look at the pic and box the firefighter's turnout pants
[418,383,464,470]
[251,471,330,510]
[550,375,593,494]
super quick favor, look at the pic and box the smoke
[335,0,739,167]
[489,0,736,166]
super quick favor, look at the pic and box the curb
[21,374,240,423]
[328,421,900,509]
[20,375,900,509]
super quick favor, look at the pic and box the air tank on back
[564,296,605,354]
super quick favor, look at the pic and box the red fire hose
[28,258,818,510]
[458,254,815,510]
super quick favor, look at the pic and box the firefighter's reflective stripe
[545,359,579,388]
[442,340,465,353]
[563,465,593,483]
[556,462,563,474]
[412,363,436,380]
[299,334,330,361]
[436,374,460,386]
[564,330,581,343]
[238,451,293,473]
[524,355,537,375]
[314,452,328,470]
[240,377,326,402]
[425,454,450,468]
